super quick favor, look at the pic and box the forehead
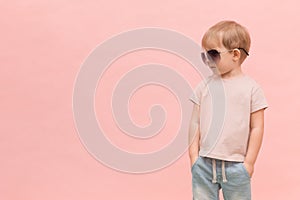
[202,33,223,50]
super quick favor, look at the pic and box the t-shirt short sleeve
[251,84,268,113]
[189,81,204,105]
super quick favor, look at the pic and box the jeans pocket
[241,163,250,178]
[191,156,200,172]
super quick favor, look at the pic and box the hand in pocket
[191,156,199,170]
[242,162,254,178]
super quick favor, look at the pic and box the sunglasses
[201,48,249,64]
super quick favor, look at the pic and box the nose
[207,60,217,68]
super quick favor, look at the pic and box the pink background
[1,0,299,199]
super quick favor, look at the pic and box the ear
[232,49,241,62]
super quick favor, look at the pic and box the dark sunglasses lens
[201,52,207,63]
[207,50,220,61]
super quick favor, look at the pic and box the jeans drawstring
[211,159,228,183]
[212,159,217,183]
[222,160,228,182]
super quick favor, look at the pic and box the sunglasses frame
[201,47,249,64]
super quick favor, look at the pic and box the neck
[220,66,243,79]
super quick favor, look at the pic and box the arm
[188,104,201,167]
[243,108,265,177]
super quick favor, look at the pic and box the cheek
[219,58,232,69]
[216,62,227,70]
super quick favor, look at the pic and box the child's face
[202,42,241,76]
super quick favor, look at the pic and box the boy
[189,21,268,200]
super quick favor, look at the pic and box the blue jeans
[191,156,251,200]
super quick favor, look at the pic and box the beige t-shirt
[189,74,268,162]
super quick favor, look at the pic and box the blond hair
[202,20,251,63]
